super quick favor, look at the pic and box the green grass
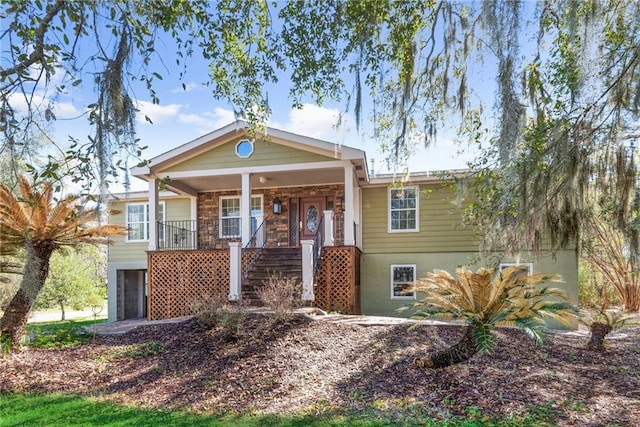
[0,393,551,427]
[23,319,107,349]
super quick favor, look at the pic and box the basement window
[391,264,416,299]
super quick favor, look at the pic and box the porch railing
[156,220,221,250]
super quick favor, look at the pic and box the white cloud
[178,107,235,132]
[272,104,355,141]
[52,101,81,119]
[136,100,184,124]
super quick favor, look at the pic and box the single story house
[106,121,578,322]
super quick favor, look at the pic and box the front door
[300,197,324,241]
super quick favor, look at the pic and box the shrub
[580,309,639,350]
[256,273,302,322]
[192,294,246,338]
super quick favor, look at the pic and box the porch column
[229,241,242,301]
[301,240,315,301]
[323,210,334,246]
[343,165,356,246]
[148,177,159,251]
[241,172,251,246]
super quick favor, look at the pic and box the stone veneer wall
[197,184,345,247]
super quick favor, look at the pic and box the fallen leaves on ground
[1,313,639,426]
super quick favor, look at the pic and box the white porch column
[148,177,159,251]
[323,210,334,247]
[229,241,242,301]
[241,172,251,246]
[301,240,315,301]
[343,165,356,246]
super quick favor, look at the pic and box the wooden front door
[300,197,324,241]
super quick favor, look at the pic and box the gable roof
[130,120,368,180]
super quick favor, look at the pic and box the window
[235,139,254,158]
[391,264,416,299]
[125,202,165,242]
[220,195,263,238]
[499,263,533,275]
[389,187,419,232]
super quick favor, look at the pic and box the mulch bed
[2,313,639,426]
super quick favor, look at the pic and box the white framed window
[125,202,165,242]
[389,186,419,232]
[219,195,263,238]
[391,264,416,299]
[499,263,533,275]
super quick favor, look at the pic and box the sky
[50,80,478,193]
[13,11,483,193]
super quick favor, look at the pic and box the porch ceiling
[167,167,347,194]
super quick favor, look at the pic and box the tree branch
[0,0,67,78]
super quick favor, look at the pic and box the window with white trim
[391,264,416,299]
[219,195,263,238]
[125,202,165,242]
[389,186,419,232]
[499,263,533,275]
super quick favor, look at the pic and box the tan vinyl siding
[361,185,478,253]
[163,138,334,173]
[107,197,192,263]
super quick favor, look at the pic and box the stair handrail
[312,216,324,275]
[242,216,267,280]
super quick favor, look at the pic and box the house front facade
[106,121,579,322]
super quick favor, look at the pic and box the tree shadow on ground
[332,323,640,426]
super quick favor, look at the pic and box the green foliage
[0,392,558,426]
[2,1,638,265]
[578,261,619,309]
[26,323,93,349]
[409,266,578,352]
[35,246,106,318]
[256,273,302,323]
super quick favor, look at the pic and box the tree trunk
[587,322,612,350]
[415,326,479,369]
[0,240,54,349]
[60,302,66,321]
[0,288,32,347]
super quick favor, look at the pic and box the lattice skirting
[148,250,229,320]
[314,246,361,314]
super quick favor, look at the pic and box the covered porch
[130,125,368,320]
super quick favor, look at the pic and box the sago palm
[0,175,125,349]
[409,266,578,369]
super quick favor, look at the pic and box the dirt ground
[2,313,639,426]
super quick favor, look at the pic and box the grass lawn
[23,319,108,349]
[0,393,547,427]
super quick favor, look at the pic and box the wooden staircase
[242,247,302,305]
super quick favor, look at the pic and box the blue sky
[25,20,482,193]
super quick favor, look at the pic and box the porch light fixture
[273,197,282,215]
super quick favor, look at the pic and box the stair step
[242,247,305,306]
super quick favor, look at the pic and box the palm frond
[471,322,496,353]
[411,265,579,344]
